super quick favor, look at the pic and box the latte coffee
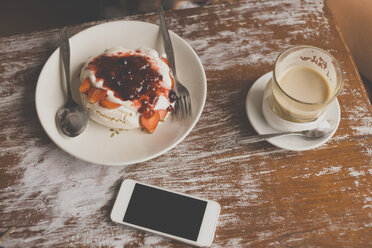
[278,67,330,104]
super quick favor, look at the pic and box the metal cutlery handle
[59,27,72,105]
[236,131,298,145]
[0,226,16,244]
[158,4,177,75]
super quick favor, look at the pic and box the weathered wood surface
[0,0,371,247]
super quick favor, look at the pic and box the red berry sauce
[88,53,175,117]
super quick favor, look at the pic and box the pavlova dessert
[79,47,176,133]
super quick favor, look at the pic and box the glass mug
[263,45,344,123]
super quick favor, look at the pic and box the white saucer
[246,71,340,151]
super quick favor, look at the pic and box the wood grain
[0,0,371,247]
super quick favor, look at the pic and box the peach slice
[79,78,91,94]
[88,87,107,104]
[158,110,168,121]
[99,98,121,109]
[140,111,160,133]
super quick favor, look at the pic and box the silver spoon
[55,27,88,137]
[236,128,333,145]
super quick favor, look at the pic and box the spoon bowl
[56,104,88,137]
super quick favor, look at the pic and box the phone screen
[123,183,207,241]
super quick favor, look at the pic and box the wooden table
[1,0,371,247]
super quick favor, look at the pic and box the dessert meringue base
[81,94,141,130]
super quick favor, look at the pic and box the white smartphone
[111,179,221,247]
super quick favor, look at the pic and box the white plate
[246,71,340,151]
[35,21,207,166]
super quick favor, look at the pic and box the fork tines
[175,94,192,118]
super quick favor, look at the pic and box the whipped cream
[80,47,174,130]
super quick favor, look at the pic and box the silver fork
[158,4,192,118]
